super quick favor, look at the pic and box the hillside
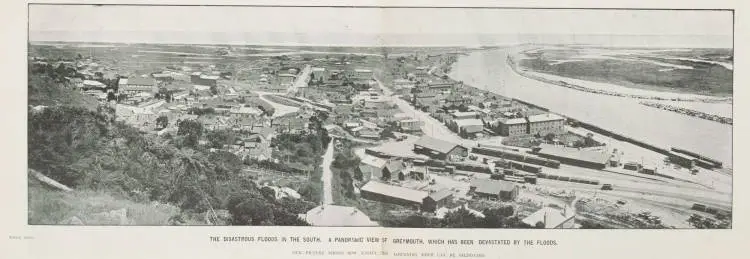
[27,68,315,225]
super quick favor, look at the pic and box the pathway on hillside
[321,138,335,205]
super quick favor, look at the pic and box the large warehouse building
[413,136,467,161]
[360,181,428,209]
[534,144,610,170]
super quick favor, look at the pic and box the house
[422,189,454,212]
[413,136,467,161]
[119,77,158,95]
[359,155,388,181]
[470,178,519,201]
[522,206,576,229]
[298,205,378,227]
[359,181,428,209]
[310,67,327,81]
[534,144,610,170]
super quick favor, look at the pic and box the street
[321,138,335,205]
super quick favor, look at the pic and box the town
[28,43,731,228]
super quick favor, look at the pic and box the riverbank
[447,48,732,167]
[509,56,731,104]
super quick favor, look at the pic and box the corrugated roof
[454,118,484,127]
[537,143,609,165]
[360,181,428,204]
[428,189,453,201]
[413,136,462,154]
[361,155,387,169]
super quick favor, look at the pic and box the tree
[156,115,169,129]
[177,120,203,148]
[210,85,219,96]
[535,221,546,228]
[544,133,556,142]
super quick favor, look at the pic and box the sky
[29,5,734,47]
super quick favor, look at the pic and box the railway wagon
[472,146,560,168]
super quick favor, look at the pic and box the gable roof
[360,155,387,169]
[427,189,453,201]
[385,159,404,174]
[414,136,462,154]
[360,181,428,204]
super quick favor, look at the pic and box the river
[449,48,733,167]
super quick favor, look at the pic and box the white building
[298,205,378,227]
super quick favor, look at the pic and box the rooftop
[454,118,484,127]
[528,113,565,123]
[413,136,462,154]
[360,181,428,204]
[126,77,157,86]
[361,155,387,169]
[428,189,454,201]
[537,143,610,165]
[298,205,378,227]
[521,206,575,228]
[500,117,527,125]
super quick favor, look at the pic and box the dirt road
[321,139,335,205]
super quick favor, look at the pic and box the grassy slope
[28,177,193,225]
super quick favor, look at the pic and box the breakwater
[640,101,732,125]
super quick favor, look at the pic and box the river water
[449,49,733,167]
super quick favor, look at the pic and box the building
[230,106,264,118]
[527,113,565,135]
[422,189,454,212]
[668,151,696,169]
[522,206,576,229]
[359,155,388,181]
[413,136,467,161]
[119,77,158,95]
[310,67,327,81]
[353,69,373,80]
[492,117,526,136]
[452,118,485,137]
[82,80,106,90]
[451,111,479,120]
[359,181,428,209]
[277,74,297,86]
[298,205,378,227]
[190,72,219,87]
[393,79,415,89]
[398,118,422,132]
[534,144,610,170]
[470,178,518,201]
